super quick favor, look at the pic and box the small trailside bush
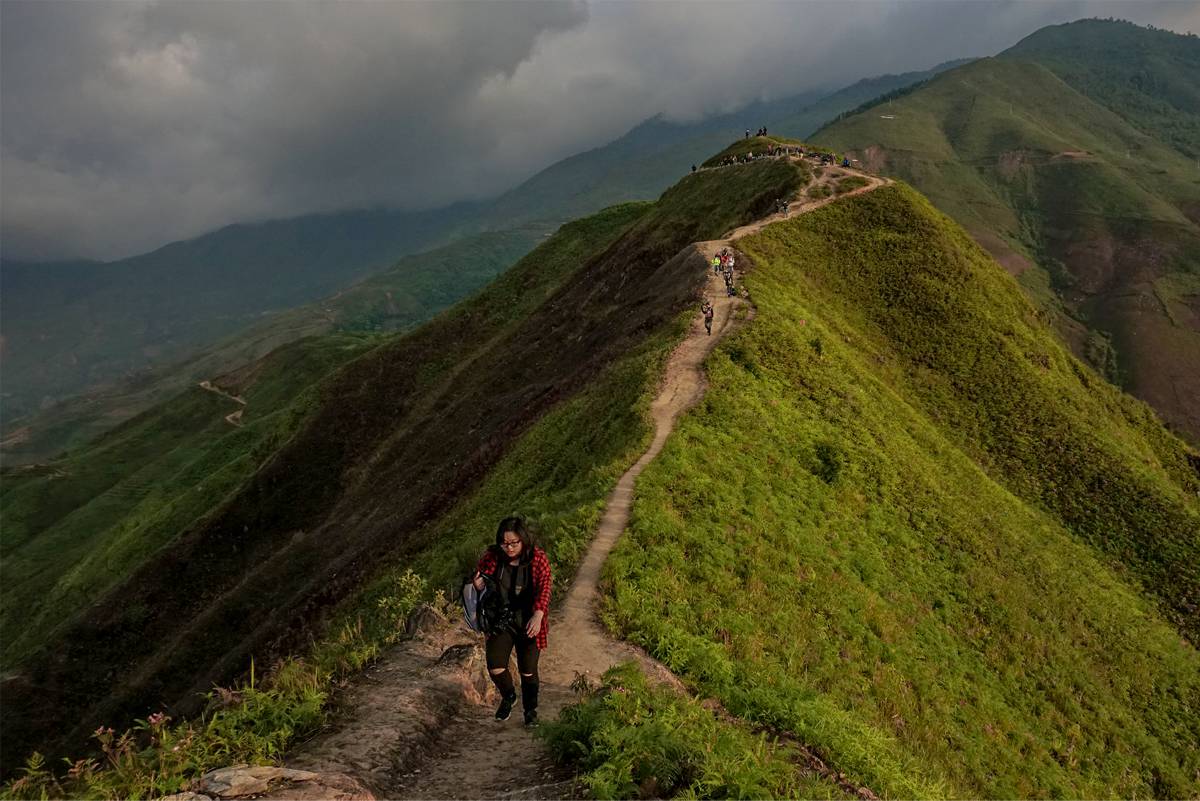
[541,663,848,801]
[835,176,870,194]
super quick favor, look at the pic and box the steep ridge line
[279,166,889,801]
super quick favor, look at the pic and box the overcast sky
[2,0,1197,262]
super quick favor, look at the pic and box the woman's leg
[514,636,541,721]
[485,632,517,700]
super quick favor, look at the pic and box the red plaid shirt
[476,546,552,649]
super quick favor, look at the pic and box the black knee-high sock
[521,679,539,712]
[491,669,515,698]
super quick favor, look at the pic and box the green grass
[541,663,849,800]
[2,157,813,786]
[1,228,687,801]
[601,184,1200,798]
[1002,19,1200,158]
[0,208,645,670]
[835,176,870,194]
[814,51,1200,442]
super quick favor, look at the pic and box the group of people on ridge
[710,248,739,300]
[710,144,806,169]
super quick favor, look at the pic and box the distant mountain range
[815,19,1200,442]
[0,59,966,463]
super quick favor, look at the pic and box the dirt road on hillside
[274,165,888,800]
[198,380,247,427]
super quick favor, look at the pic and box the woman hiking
[701,298,714,335]
[472,516,552,726]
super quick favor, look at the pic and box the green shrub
[835,176,870,194]
[542,663,846,800]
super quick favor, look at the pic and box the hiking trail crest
[197,154,888,801]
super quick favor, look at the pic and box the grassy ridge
[1001,19,1200,158]
[2,305,685,801]
[601,184,1200,797]
[0,155,810,794]
[3,158,809,772]
[813,48,1200,443]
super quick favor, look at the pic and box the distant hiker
[472,516,551,726]
[691,164,697,173]
[745,129,751,139]
[712,256,722,274]
[842,156,851,168]
[702,299,714,335]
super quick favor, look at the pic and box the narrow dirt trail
[385,262,744,801]
[198,379,248,427]
[286,165,888,801]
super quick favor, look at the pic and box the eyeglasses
[500,540,522,549]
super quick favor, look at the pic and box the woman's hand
[472,572,485,592]
[525,610,544,638]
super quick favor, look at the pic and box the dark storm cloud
[2,0,1197,261]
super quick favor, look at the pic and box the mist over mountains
[0,60,961,461]
[2,12,1199,801]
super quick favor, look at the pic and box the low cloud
[2,0,1196,261]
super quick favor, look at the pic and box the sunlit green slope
[603,184,1200,798]
[814,27,1200,444]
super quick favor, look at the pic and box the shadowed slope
[1,159,806,773]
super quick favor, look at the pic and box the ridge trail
[198,379,248,427]
[280,162,888,800]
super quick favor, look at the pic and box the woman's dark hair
[491,516,534,560]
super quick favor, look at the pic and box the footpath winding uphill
[240,163,888,801]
